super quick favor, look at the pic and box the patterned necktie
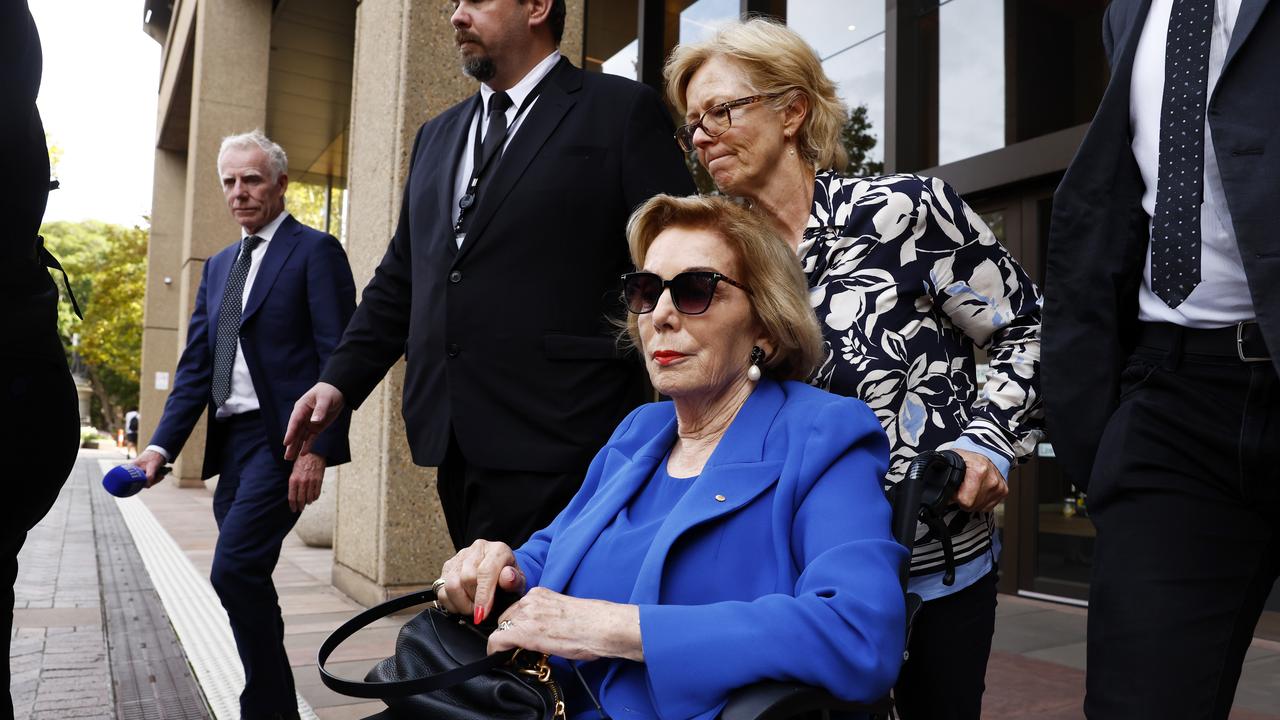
[1151,0,1215,308]
[211,235,262,407]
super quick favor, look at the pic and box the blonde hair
[664,17,849,173]
[623,194,823,382]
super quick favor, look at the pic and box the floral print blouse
[800,171,1044,589]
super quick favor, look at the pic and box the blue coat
[515,379,907,720]
[152,214,355,477]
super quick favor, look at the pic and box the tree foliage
[41,221,148,430]
[841,104,884,177]
[285,181,344,238]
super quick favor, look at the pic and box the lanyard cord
[455,71,554,233]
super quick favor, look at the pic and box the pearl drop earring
[747,346,766,382]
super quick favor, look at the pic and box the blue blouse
[552,456,694,718]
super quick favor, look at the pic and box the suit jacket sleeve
[319,126,424,408]
[638,400,906,717]
[619,83,696,209]
[150,260,216,459]
[305,233,357,461]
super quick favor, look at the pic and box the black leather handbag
[318,588,565,719]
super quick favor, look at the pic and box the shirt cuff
[144,444,172,463]
[939,437,1012,480]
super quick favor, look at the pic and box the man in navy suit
[1044,1,1279,717]
[134,131,355,720]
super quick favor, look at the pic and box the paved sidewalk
[11,451,114,720]
[11,448,1280,719]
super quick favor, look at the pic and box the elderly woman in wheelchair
[433,194,907,720]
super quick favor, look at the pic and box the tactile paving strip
[102,461,317,720]
[89,465,210,720]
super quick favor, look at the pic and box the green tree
[41,221,147,430]
[841,104,884,176]
[285,181,344,237]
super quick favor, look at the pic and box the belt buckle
[1236,321,1269,363]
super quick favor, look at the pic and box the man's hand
[951,448,1008,513]
[133,449,167,488]
[288,452,326,513]
[284,382,344,461]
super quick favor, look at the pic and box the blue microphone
[103,464,147,497]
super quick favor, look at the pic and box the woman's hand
[950,448,1008,513]
[487,587,643,662]
[436,539,527,624]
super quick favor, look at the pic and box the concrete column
[332,0,584,605]
[138,149,187,452]
[171,0,272,486]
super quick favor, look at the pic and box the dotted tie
[1151,0,1214,309]
[211,235,262,407]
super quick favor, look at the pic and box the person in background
[435,194,905,720]
[666,18,1044,719]
[134,131,355,720]
[124,408,140,459]
[1,2,81,716]
[1044,1,1280,717]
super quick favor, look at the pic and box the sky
[29,0,161,227]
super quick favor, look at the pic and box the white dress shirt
[1131,0,1253,327]
[147,210,289,462]
[452,50,561,247]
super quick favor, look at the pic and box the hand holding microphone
[103,450,171,497]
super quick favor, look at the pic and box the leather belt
[1135,321,1270,363]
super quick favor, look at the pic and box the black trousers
[437,431,584,551]
[2,271,81,720]
[211,412,301,720]
[894,567,998,720]
[1085,339,1280,719]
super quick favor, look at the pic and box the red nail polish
[474,606,485,625]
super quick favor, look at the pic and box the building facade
[136,0,1279,627]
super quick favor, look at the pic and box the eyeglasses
[674,93,783,152]
[620,271,750,315]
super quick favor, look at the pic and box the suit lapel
[629,381,788,605]
[452,58,580,266]
[206,249,235,356]
[1222,0,1270,77]
[242,215,301,321]
[538,419,678,593]
[435,96,481,257]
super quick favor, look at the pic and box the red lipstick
[653,351,686,366]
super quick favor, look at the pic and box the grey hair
[217,130,288,181]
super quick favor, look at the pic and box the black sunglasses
[620,271,750,315]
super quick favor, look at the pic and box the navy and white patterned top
[800,171,1044,599]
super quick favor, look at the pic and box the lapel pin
[714,494,726,502]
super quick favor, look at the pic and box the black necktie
[1151,0,1214,308]
[212,235,262,407]
[481,91,513,169]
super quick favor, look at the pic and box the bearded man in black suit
[286,0,694,553]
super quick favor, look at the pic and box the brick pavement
[10,451,113,720]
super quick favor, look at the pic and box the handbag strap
[318,588,517,699]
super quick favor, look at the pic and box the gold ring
[431,577,446,592]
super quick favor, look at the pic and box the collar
[479,50,561,116]
[241,210,289,242]
[806,169,847,229]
